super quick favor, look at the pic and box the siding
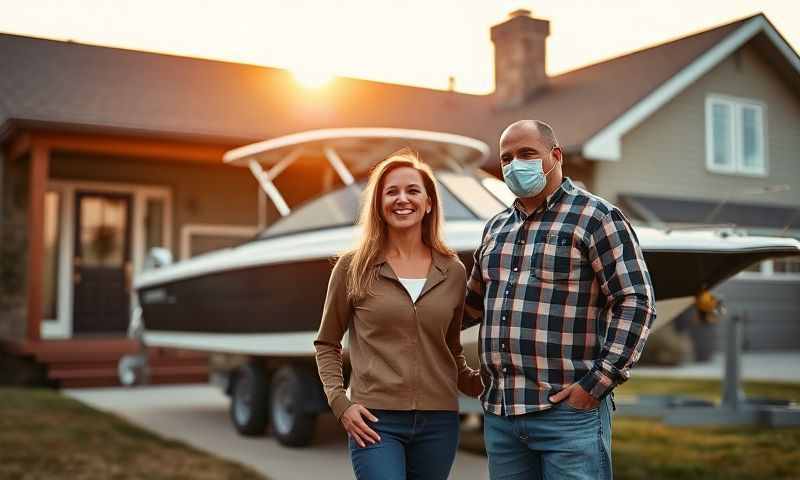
[593,41,800,209]
[699,278,800,351]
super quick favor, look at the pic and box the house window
[144,198,165,253]
[43,191,62,319]
[705,95,766,176]
[773,257,800,275]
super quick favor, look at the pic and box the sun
[291,68,334,88]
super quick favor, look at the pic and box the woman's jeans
[348,409,460,480]
[484,396,613,480]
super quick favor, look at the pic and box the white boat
[126,128,800,447]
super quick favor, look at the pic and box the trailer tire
[229,363,269,436]
[270,365,317,447]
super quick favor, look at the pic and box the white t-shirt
[398,277,427,303]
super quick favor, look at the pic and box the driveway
[66,385,489,480]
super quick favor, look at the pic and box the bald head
[500,120,559,150]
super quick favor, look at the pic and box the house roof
[495,15,753,151]
[1,13,797,164]
[619,193,799,231]
[0,33,491,146]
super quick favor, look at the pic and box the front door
[72,191,133,335]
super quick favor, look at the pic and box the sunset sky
[1,0,798,94]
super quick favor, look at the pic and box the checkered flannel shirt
[464,178,656,416]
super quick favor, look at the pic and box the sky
[0,0,798,94]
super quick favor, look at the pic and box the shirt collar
[512,177,576,217]
[372,247,449,274]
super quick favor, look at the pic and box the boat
[127,128,800,447]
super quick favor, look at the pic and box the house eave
[581,15,800,162]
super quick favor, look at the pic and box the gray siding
[593,42,800,209]
[708,278,800,351]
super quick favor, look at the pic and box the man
[465,120,656,479]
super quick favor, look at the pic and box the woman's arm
[314,256,354,419]
[447,264,483,398]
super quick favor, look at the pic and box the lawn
[3,380,799,480]
[0,388,267,480]
[461,377,800,480]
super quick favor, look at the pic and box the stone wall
[0,153,28,341]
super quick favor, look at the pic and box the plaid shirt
[465,178,656,416]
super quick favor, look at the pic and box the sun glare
[291,68,334,88]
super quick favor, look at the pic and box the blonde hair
[345,148,454,301]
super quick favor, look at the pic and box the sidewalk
[635,351,800,382]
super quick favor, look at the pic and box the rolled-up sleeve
[578,209,656,399]
[314,256,354,419]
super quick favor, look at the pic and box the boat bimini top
[222,128,491,217]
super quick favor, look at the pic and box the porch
[0,127,259,387]
[2,337,209,388]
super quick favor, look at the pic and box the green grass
[0,388,268,480]
[616,376,800,403]
[461,377,800,480]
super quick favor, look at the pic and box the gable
[582,15,800,161]
[591,40,800,209]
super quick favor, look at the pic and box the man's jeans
[348,410,459,480]
[484,396,613,480]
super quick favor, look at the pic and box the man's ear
[553,146,563,164]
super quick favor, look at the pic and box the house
[1,10,798,385]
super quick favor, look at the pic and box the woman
[314,148,482,480]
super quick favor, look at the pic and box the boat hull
[137,248,794,335]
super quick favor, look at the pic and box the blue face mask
[502,152,560,198]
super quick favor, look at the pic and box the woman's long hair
[346,148,454,302]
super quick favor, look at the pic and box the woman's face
[380,166,431,232]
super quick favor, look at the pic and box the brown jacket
[314,250,482,419]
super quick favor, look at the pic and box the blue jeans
[484,396,613,480]
[348,409,460,480]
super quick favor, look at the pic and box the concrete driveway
[66,384,489,480]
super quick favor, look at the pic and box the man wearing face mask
[464,120,656,480]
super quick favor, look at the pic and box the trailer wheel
[229,363,269,436]
[270,365,317,447]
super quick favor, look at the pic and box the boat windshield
[257,171,508,240]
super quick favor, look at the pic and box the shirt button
[501,315,506,321]
[502,367,508,373]
[504,290,509,296]
[501,343,506,350]
[513,267,519,272]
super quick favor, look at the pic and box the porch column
[26,142,49,341]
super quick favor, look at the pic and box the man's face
[499,124,559,172]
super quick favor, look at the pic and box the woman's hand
[340,404,381,447]
[459,369,484,398]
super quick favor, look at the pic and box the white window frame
[179,223,259,260]
[736,259,800,281]
[705,94,767,177]
[42,180,172,339]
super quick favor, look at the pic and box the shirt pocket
[531,232,586,283]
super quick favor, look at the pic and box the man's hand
[549,383,600,411]
[340,404,381,448]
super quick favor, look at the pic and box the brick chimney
[491,9,550,108]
